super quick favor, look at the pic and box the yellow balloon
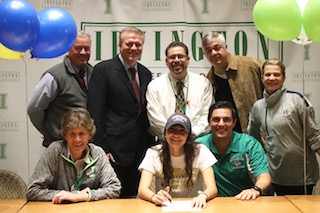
[0,43,24,60]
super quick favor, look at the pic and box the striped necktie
[175,81,185,113]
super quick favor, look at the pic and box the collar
[169,72,189,85]
[214,72,227,79]
[226,52,238,72]
[67,146,91,164]
[118,54,138,72]
[263,86,287,108]
[65,56,88,75]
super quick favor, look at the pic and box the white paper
[162,201,202,212]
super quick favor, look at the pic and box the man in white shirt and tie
[147,41,214,141]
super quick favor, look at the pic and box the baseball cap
[165,113,191,133]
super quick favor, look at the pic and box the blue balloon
[30,8,77,58]
[0,0,40,52]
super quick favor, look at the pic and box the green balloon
[253,0,302,41]
[303,0,320,42]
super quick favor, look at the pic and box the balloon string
[23,54,31,180]
[302,45,307,195]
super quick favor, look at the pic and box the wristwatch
[253,185,262,195]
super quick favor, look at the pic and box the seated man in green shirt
[196,101,271,200]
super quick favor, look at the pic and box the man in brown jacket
[202,32,263,133]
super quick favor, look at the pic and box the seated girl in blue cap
[138,113,218,208]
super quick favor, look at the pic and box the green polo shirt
[196,131,269,197]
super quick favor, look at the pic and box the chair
[0,169,27,199]
[313,179,320,195]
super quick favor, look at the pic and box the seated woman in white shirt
[138,113,218,208]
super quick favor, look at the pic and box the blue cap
[165,113,191,132]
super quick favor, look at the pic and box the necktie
[79,69,87,93]
[175,81,185,113]
[129,67,141,109]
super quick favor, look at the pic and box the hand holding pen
[151,184,172,206]
[162,185,172,204]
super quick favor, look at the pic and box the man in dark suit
[87,27,154,198]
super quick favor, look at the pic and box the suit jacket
[87,55,154,167]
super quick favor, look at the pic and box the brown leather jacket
[207,52,263,132]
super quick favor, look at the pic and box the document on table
[162,201,202,212]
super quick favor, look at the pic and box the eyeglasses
[167,127,188,135]
[124,42,143,48]
[167,54,188,61]
[204,45,224,54]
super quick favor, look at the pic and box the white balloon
[292,26,312,45]
[292,0,312,45]
[296,0,309,12]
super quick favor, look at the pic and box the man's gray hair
[202,32,226,47]
[77,31,91,41]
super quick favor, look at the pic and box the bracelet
[150,193,156,202]
[253,185,262,195]
[86,190,91,202]
[197,191,209,200]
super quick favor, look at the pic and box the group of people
[26,26,320,206]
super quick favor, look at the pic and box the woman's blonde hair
[262,58,286,77]
[59,108,96,138]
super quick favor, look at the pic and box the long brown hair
[159,130,198,189]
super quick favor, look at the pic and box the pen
[167,196,172,204]
[161,183,172,204]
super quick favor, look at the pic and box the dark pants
[112,161,141,198]
[272,183,314,195]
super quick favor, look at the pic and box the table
[286,195,320,212]
[0,199,26,213]
[208,196,301,213]
[19,199,155,213]
[18,196,301,213]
